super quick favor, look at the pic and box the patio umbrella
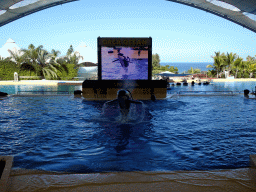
[159,71,175,74]
[158,71,175,76]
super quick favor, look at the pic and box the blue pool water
[0,84,81,95]
[0,81,256,173]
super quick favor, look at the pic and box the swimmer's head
[117,90,132,111]
[117,90,131,99]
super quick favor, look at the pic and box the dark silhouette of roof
[0,0,78,27]
[167,0,256,33]
[0,0,256,33]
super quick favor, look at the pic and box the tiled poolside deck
[5,167,256,192]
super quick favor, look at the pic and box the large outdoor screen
[98,37,152,80]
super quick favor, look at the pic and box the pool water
[0,82,256,173]
[0,84,81,95]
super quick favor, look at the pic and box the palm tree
[49,49,61,62]
[64,45,84,66]
[7,48,38,76]
[49,49,70,77]
[187,67,201,74]
[21,44,43,64]
[36,49,60,79]
[233,57,243,78]
[246,55,256,62]
[21,45,66,79]
[207,51,224,78]
[248,62,256,78]
[239,61,248,78]
[223,52,237,75]
[66,45,74,57]
[207,69,216,78]
[21,44,44,76]
[7,48,25,67]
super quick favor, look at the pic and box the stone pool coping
[1,79,256,86]
[6,167,256,192]
[4,155,256,191]
[0,80,83,86]
[211,78,256,82]
[0,156,13,192]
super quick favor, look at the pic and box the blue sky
[0,0,256,63]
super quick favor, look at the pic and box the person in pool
[104,89,143,117]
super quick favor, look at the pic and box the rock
[0,91,8,96]
[74,90,83,95]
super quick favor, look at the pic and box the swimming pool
[0,84,81,95]
[0,82,256,173]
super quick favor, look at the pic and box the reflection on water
[0,85,82,95]
[0,82,256,173]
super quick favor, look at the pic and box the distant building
[77,66,97,80]
[74,43,98,80]
[0,38,22,59]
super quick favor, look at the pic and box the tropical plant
[223,52,237,75]
[240,61,249,78]
[49,49,61,63]
[7,48,25,67]
[233,57,243,78]
[247,62,256,78]
[152,64,178,76]
[56,64,79,80]
[20,44,45,75]
[64,45,83,66]
[48,49,70,78]
[0,56,9,61]
[0,60,18,80]
[207,51,224,78]
[36,49,61,79]
[207,69,217,78]
[187,67,201,74]
[0,43,82,80]
[152,53,160,69]
[246,55,255,62]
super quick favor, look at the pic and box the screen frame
[97,37,152,81]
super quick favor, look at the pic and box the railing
[176,91,243,96]
[19,76,43,79]
[16,91,72,96]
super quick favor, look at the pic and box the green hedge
[0,61,78,80]
[0,61,18,80]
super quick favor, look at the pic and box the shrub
[0,61,19,80]
[57,64,78,80]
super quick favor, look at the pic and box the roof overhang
[0,0,78,27]
[1,0,256,34]
[167,0,256,33]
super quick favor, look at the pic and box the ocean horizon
[160,62,213,73]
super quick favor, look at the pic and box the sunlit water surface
[0,81,256,173]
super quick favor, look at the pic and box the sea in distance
[160,62,213,73]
